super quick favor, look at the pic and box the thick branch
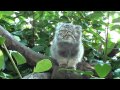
[0,25,46,66]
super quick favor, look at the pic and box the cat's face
[55,23,82,43]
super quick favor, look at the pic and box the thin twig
[104,11,110,61]
[3,44,22,79]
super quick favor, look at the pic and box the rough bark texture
[22,72,51,79]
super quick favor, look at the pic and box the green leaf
[111,25,120,30]
[0,49,4,70]
[0,36,6,45]
[0,72,13,79]
[107,44,115,55]
[95,64,111,78]
[11,51,26,65]
[73,70,94,76]
[0,11,13,16]
[88,11,104,20]
[33,59,52,73]
[113,17,120,23]
[0,11,13,18]
[34,12,40,20]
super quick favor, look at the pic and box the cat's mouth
[63,35,76,42]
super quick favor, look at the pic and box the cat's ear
[74,25,82,31]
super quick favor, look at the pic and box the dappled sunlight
[100,30,120,43]
[114,13,119,18]
[116,52,120,57]
[110,31,120,43]
[15,18,19,23]
[22,23,32,29]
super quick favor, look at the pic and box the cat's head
[55,22,82,43]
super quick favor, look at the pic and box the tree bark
[0,25,46,66]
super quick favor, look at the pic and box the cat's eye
[76,30,80,34]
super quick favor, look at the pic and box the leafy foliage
[0,11,120,79]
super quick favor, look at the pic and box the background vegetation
[0,11,120,79]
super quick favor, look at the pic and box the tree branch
[0,25,46,66]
